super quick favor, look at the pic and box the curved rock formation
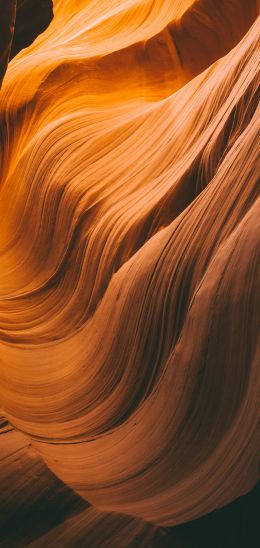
[10,0,53,60]
[0,0,259,545]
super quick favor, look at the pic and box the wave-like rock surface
[0,0,259,545]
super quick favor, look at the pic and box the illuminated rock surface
[0,1,259,546]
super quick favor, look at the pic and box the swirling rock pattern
[0,0,259,546]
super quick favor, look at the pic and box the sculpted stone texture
[0,1,259,546]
